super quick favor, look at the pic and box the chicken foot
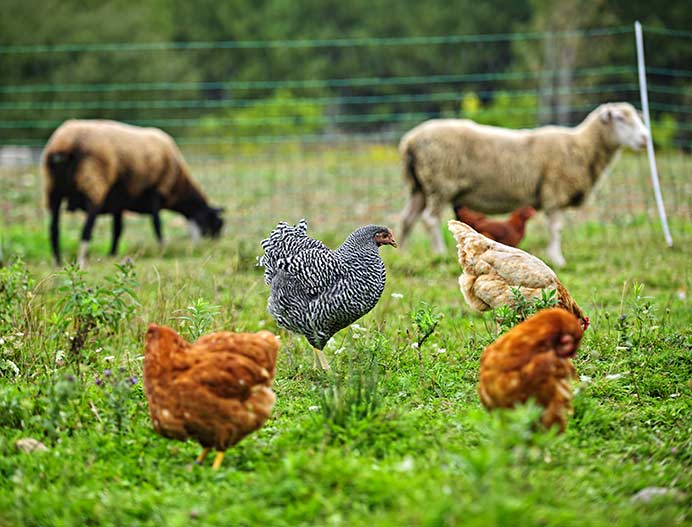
[312,348,331,371]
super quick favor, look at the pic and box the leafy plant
[615,283,659,398]
[195,88,326,147]
[55,260,139,371]
[494,287,557,334]
[34,374,81,441]
[0,259,33,334]
[461,90,539,129]
[410,302,442,383]
[650,113,678,150]
[318,335,386,437]
[93,367,140,433]
[0,383,30,429]
[174,297,221,340]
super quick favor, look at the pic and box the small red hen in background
[478,308,583,432]
[453,205,536,247]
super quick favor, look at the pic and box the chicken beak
[388,229,398,248]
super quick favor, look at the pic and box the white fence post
[634,20,674,247]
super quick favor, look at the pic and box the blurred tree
[0,0,690,145]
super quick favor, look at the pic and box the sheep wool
[42,119,223,266]
[398,102,648,266]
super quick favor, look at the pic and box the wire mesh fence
[0,25,690,254]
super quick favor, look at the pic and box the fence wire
[0,25,689,254]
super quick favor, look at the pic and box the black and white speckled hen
[259,219,397,370]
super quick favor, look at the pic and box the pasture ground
[0,146,690,526]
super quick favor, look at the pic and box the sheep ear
[600,108,613,124]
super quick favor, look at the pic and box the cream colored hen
[447,220,589,329]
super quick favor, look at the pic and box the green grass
[0,148,691,526]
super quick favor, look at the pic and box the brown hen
[453,206,536,247]
[143,324,279,469]
[478,308,583,432]
[448,220,589,329]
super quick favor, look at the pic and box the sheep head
[598,102,648,151]
[191,206,224,239]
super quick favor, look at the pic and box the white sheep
[397,102,648,266]
[42,119,224,266]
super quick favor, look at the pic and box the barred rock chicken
[143,324,279,469]
[453,206,536,247]
[448,220,589,329]
[478,308,584,432]
[259,219,397,371]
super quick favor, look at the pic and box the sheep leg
[110,211,123,256]
[398,190,426,249]
[78,205,101,268]
[150,193,163,244]
[421,205,446,255]
[546,209,566,267]
[49,190,63,266]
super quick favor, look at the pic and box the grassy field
[0,147,691,526]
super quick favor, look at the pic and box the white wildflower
[350,323,366,332]
[396,456,415,472]
[55,350,65,365]
[391,293,404,299]
[104,355,115,363]
[605,373,624,381]
[334,347,346,356]
[3,359,19,376]
[579,375,593,384]
[308,405,320,412]
[411,342,419,349]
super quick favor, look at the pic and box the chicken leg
[212,452,225,470]
[195,447,210,465]
[312,348,331,371]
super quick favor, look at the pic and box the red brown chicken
[453,206,536,247]
[478,308,584,432]
[143,324,279,469]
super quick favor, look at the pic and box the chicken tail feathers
[258,219,320,284]
[556,281,588,329]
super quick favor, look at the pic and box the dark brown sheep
[42,119,224,266]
